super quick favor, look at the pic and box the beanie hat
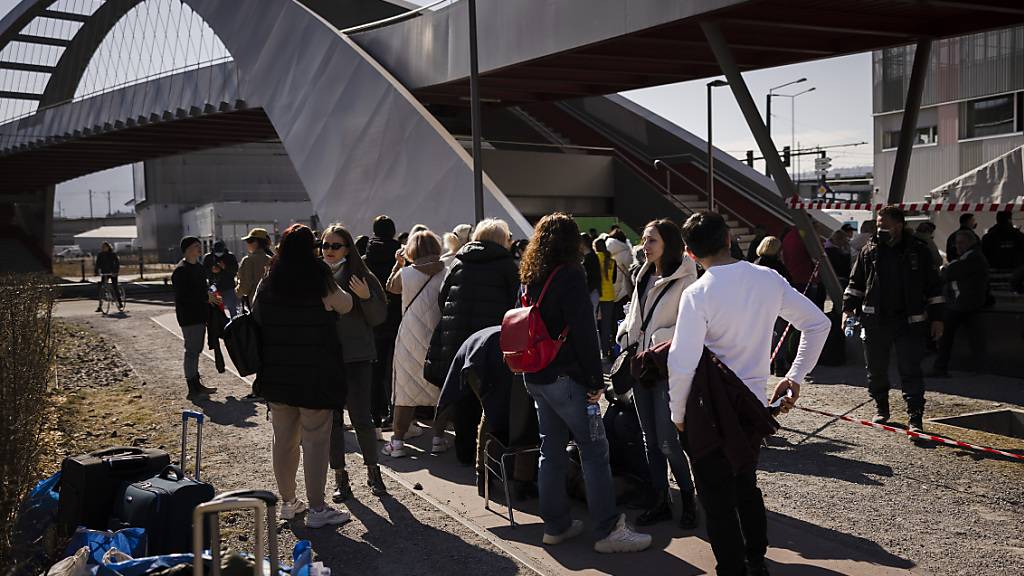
[180,236,201,253]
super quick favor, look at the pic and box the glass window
[1017,92,1023,133]
[960,94,1016,139]
[882,126,938,150]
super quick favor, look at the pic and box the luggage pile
[35,411,321,575]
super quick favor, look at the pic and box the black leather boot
[332,469,353,502]
[636,499,672,526]
[366,465,388,497]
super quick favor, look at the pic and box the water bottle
[209,284,224,312]
[844,315,857,338]
[587,403,602,441]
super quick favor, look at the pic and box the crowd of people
[164,205,1022,572]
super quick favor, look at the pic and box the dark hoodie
[424,240,519,384]
[363,235,403,338]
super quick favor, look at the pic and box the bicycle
[99,273,126,315]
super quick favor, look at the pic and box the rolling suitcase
[110,411,215,554]
[57,445,171,533]
[193,489,281,576]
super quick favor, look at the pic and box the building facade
[873,26,1024,203]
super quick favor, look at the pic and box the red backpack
[500,265,569,374]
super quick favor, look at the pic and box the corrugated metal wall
[873,26,1024,114]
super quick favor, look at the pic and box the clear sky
[2,0,874,218]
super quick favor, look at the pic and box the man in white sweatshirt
[668,211,830,576]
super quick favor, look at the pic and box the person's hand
[395,248,406,265]
[930,320,943,341]
[586,389,603,404]
[349,275,371,300]
[674,420,685,432]
[208,292,222,305]
[212,263,222,273]
[770,378,800,414]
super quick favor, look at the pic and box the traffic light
[782,146,791,167]
[745,150,754,167]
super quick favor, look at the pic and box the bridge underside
[359,0,1024,104]
[0,108,276,191]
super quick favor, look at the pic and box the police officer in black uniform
[843,206,944,432]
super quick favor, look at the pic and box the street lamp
[766,77,807,177]
[774,86,816,182]
[707,79,729,212]
[468,0,484,223]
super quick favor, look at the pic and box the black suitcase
[57,446,171,533]
[110,411,214,554]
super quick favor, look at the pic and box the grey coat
[332,261,388,363]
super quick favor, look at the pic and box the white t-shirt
[667,260,830,424]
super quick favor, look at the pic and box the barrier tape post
[793,404,1024,462]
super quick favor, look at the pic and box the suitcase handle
[158,464,185,481]
[106,455,150,470]
[215,489,278,507]
[181,411,204,482]
[193,496,278,576]
[92,446,146,458]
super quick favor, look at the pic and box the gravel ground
[49,307,529,575]
[49,300,1024,575]
[760,365,1024,576]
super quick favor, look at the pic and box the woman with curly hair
[518,213,651,554]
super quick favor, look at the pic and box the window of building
[882,125,938,150]
[960,94,1019,139]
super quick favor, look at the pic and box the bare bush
[0,274,56,567]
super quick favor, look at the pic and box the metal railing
[653,159,757,232]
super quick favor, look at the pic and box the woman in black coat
[425,218,519,464]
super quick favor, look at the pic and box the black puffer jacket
[253,282,345,409]
[363,236,403,339]
[425,241,519,384]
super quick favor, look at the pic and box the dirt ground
[44,310,529,574]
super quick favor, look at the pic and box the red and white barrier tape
[793,404,1024,461]
[788,200,1024,212]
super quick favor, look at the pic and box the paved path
[56,298,1024,575]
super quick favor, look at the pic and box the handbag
[500,265,568,374]
[223,311,261,377]
[609,277,676,394]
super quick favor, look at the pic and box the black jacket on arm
[363,236,403,339]
[425,240,519,384]
[172,259,208,327]
[523,264,604,390]
[202,251,239,289]
[253,282,345,410]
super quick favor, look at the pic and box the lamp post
[766,77,807,177]
[468,0,484,223]
[707,79,728,212]
[774,86,816,182]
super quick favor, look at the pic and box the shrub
[0,273,56,567]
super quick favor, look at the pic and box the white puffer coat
[616,258,697,351]
[391,264,444,407]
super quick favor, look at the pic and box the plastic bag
[63,527,146,565]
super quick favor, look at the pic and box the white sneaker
[543,519,584,545]
[594,514,652,553]
[306,505,351,528]
[431,436,450,454]
[405,423,424,439]
[375,427,384,441]
[280,498,307,520]
[381,439,407,458]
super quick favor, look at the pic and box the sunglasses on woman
[320,242,347,251]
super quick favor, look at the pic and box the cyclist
[95,242,122,312]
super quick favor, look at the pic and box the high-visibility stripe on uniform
[908,314,928,323]
[844,287,865,298]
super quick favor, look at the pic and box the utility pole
[468,0,484,223]
[105,190,111,217]
[88,189,94,219]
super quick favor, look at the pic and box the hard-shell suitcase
[57,446,171,533]
[194,489,281,576]
[110,411,214,554]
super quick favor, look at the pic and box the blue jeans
[633,378,694,501]
[527,376,618,538]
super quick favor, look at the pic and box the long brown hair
[519,213,581,285]
[645,219,684,277]
[321,223,371,280]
